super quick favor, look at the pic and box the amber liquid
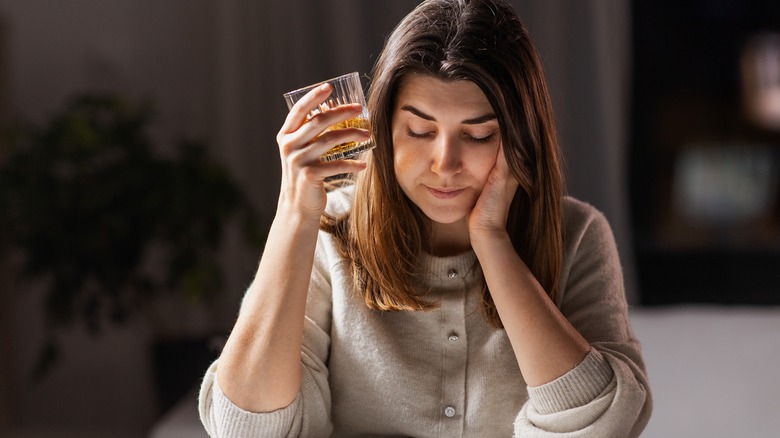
[318,116,374,162]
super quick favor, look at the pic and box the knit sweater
[199,188,652,437]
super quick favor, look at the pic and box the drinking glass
[283,72,374,161]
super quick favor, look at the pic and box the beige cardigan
[199,189,652,437]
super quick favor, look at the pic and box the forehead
[394,75,493,115]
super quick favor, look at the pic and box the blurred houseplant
[0,94,263,385]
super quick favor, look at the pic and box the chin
[421,206,470,225]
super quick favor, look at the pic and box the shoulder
[562,196,612,245]
[562,196,604,224]
[560,196,620,282]
[558,196,622,303]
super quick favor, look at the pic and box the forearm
[472,231,590,387]
[216,207,321,413]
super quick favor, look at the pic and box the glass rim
[282,71,361,99]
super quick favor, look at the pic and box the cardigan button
[447,269,458,279]
[444,406,456,417]
[448,334,459,342]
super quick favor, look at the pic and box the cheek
[392,141,414,192]
[469,149,500,186]
[392,138,424,178]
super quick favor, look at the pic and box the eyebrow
[400,105,497,125]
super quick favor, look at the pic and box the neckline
[418,250,482,291]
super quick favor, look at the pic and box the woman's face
[392,74,501,226]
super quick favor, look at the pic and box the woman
[199,0,652,436]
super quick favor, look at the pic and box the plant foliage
[0,94,263,379]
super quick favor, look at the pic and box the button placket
[439,274,467,434]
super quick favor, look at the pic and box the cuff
[527,348,614,415]
[206,368,300,437]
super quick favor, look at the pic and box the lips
[426,186,466,199]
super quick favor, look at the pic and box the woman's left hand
[468,142,520,239]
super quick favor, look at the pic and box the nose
[430,134,462,177]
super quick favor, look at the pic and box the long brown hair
[322,0,565,327]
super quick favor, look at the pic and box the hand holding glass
[283,72,374,162]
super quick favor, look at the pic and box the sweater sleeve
[514,202,652,437]
[197,232,336,437]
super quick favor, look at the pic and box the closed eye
[407,129,433,139]
[468,132,497,144]
[407,129,497,143]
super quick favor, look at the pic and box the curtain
[514,0,637,301]
[214,0,637,303]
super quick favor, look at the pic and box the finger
[296,158,367,184]
[495,141,509,172]
[488,142,518,199]
[299,126,371,158]
[500,143,521,197]
[280,83,333,134]
[318,159,368,177]
[278,104,364,157]
[293,103,363,146]
[498,141,520,184]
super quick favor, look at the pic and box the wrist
[470,227,512,254]
[276,196,325,226]
[280,208,322,228]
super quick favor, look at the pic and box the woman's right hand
[276,83,369,221]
